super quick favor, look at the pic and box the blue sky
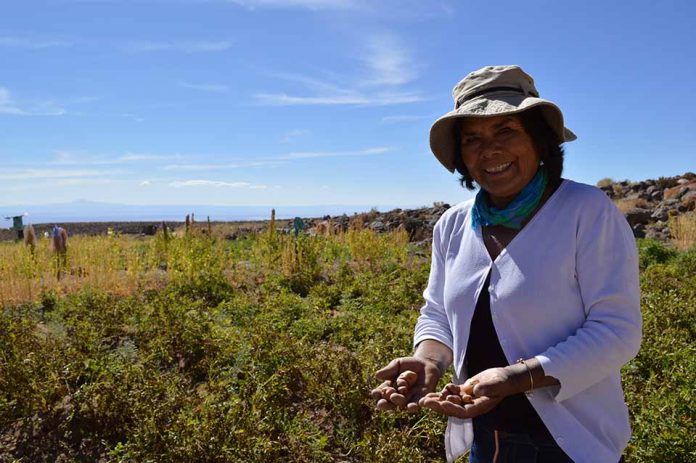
[1,0,694,211]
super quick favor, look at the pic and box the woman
[371,65,641,463]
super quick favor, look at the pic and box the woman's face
[459,114,541,208]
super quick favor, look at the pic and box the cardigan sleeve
[413,214,454,351]
[535,192,642,402]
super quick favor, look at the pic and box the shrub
[674,245,696,275]
[623,261,695,463]
[636,238,678,269]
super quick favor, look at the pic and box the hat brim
[429,93,576,173]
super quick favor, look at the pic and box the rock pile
[598,172,696,240]
[303,172,695,243]
[282,202,451,246]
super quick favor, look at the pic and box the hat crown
[452,65,539,109]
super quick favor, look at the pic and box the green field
[1,228,694,462]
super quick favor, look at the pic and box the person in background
[371,65,641,463]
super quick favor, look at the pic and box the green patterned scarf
[471,167,548,230]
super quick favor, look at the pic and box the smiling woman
[371,65,640,463]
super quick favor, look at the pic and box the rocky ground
[2,172,694,243]
[302,172,696,243]
[598,172,696,240]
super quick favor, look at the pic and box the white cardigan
[413,179,642,463]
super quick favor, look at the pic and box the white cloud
[50,151,184,165]
[178,81,230,93]
[268,72,347,94]
[362,34,416,86]
[0,88,10,105]
[0,87,66,116]
[164,160,282,171]
[280,129,310,143]
[381,114,429,123]
[50,178,116,187]
[121,40,233,53]
[255,34,422,106]
[140,180,152,186]
[227,0,357,10]
[255,91,421,106]
[164,146,394,170]
[277,146,395,159]
[0,168,113,180]
[119,153,185,162]
[169,180,268,189]
[0,36,73,49]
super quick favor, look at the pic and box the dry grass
[0,225,413,307]
[614,197,650,214]
[0,235,164,306]
[669,213,696,251]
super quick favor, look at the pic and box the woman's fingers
[373,358,448,412]
[389,393,407,408]
[396,370,418,393]
[418,392,444,411]
[369,380,392,400]
[375,359,402,381]
[421,394,500,419]
[375,365,426,410]
[439,399,471,419]
[376,398,396,411]
[371,379,417,410]
[462,378,478,396]
[383,386,397,400]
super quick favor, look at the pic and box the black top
[465,272,551,435]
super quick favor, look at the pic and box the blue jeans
[470,417,573,463]
[469,418,626,463]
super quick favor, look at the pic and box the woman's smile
[483,161,513,175]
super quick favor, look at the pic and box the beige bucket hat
[429,65,577,173]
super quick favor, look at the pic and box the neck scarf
[471,167,548,230]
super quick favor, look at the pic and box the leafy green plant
[637,238,678,269]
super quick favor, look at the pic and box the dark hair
[452,106,565,190]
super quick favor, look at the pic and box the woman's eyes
[461,127,516,147]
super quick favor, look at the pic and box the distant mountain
[0,200,413,225]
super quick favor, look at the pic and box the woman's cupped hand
[370,357,444,412]
[418,367,518,419]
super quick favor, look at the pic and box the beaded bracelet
[516,358,534,393]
